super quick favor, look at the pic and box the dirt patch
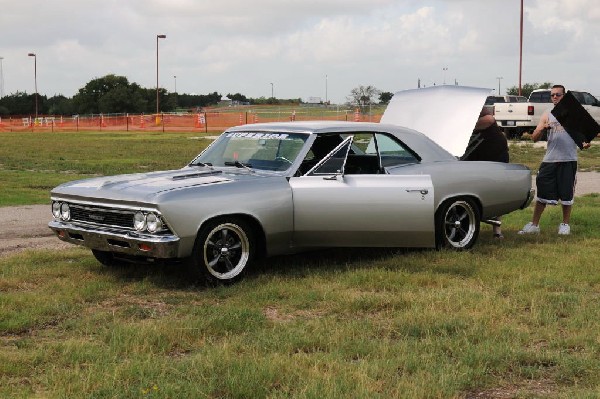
[464,379,558,398]
[0,205,71,257]
[2,172,600,257]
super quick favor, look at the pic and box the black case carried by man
[551,90,599,149]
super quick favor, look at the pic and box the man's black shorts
[536,161,577,205]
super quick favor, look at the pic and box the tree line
[0,74,224,116]
[505,82,553,99]
[1,75,557,117]
[0,74,394,117]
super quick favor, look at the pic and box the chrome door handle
[406,189,429,195]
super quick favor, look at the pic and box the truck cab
[494,89,600,139]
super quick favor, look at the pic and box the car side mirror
[323,170,343,180]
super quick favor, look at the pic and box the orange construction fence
[0,109,382,133]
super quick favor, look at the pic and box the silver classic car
[49,87,534,284]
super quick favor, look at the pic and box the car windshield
[192,131,309,171]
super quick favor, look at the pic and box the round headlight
[60,203,71,221]
[52,202,61,219]
[146,213,163,233]
[133,212,147,231]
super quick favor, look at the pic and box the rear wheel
[187,218,255,284]
[436,198,480,250]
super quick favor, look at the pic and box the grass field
[1,131,600,397]
[1,130,600,207]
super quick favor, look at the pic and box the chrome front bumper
[48,220,180,258]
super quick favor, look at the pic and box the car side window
[347,132,418,173]
[372,133,419,168]
[530,92,551,102]
[581,92,597,106]
[573,92,585,104]
[308,137,352,175]
[301,132,418,176]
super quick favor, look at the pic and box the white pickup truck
[494,89,600,138]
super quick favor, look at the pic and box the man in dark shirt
[463,107,509,163]
[462,107,509,238]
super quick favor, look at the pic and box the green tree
[47,95,74,115]
[347,85,381,111]
[0,91,47,115]
[72,74,126,113]
[506,82,553,99]
[98,84,148,114]
[177,92,222,110]
[379,91,394,104]
[227,93,249,103]
[72,74,149,114]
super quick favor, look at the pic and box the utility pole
[156,34,167,118]
[28,53,38,120]
[519,0,523,96]
[0,57,4,98]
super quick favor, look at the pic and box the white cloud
[1,0,599,102]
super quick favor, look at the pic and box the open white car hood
[380,85,492,157]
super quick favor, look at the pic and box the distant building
[219,96,233,106]
[305,96,322,104]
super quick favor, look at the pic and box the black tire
[187,218,255,284]
[436,198,480,250]
[92,249,122,267]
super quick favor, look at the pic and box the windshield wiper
[190,161,213,168]
[224,161,255,173]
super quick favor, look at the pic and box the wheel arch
[435,194,483,219]
[434,194,483,250]
[197,213,267,260]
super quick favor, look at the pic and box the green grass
[0,131,215,206]
[509,140,600,173]
[1,131,599,206]
[2,130,600,397]
[2,200,600,397]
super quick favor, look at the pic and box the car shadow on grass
[250,246,477,282]
[88,246,472,290]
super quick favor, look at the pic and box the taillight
[527,105,534,115]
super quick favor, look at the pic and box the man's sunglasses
[550,93,563,97]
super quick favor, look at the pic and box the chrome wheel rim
[443,201,476,249]
[203,223,250,280]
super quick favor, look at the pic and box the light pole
[497,77,503,95]
[270,82,274,99]
[0,56,4,98]
[442,67,448,85]
[156,34,166,119]
[325,74,328,104]
[173,75,177,93]
[28,53,38,120]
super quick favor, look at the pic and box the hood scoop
[172,170,223,180]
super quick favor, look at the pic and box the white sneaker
[518,222,540,234]
[558,223,570,235]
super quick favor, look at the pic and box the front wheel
[187,218,255,284]
[436,198,480,250]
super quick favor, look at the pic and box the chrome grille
[70,205,134,229]
[67,204,172,234]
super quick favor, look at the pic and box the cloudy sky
[1,0,600,103]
